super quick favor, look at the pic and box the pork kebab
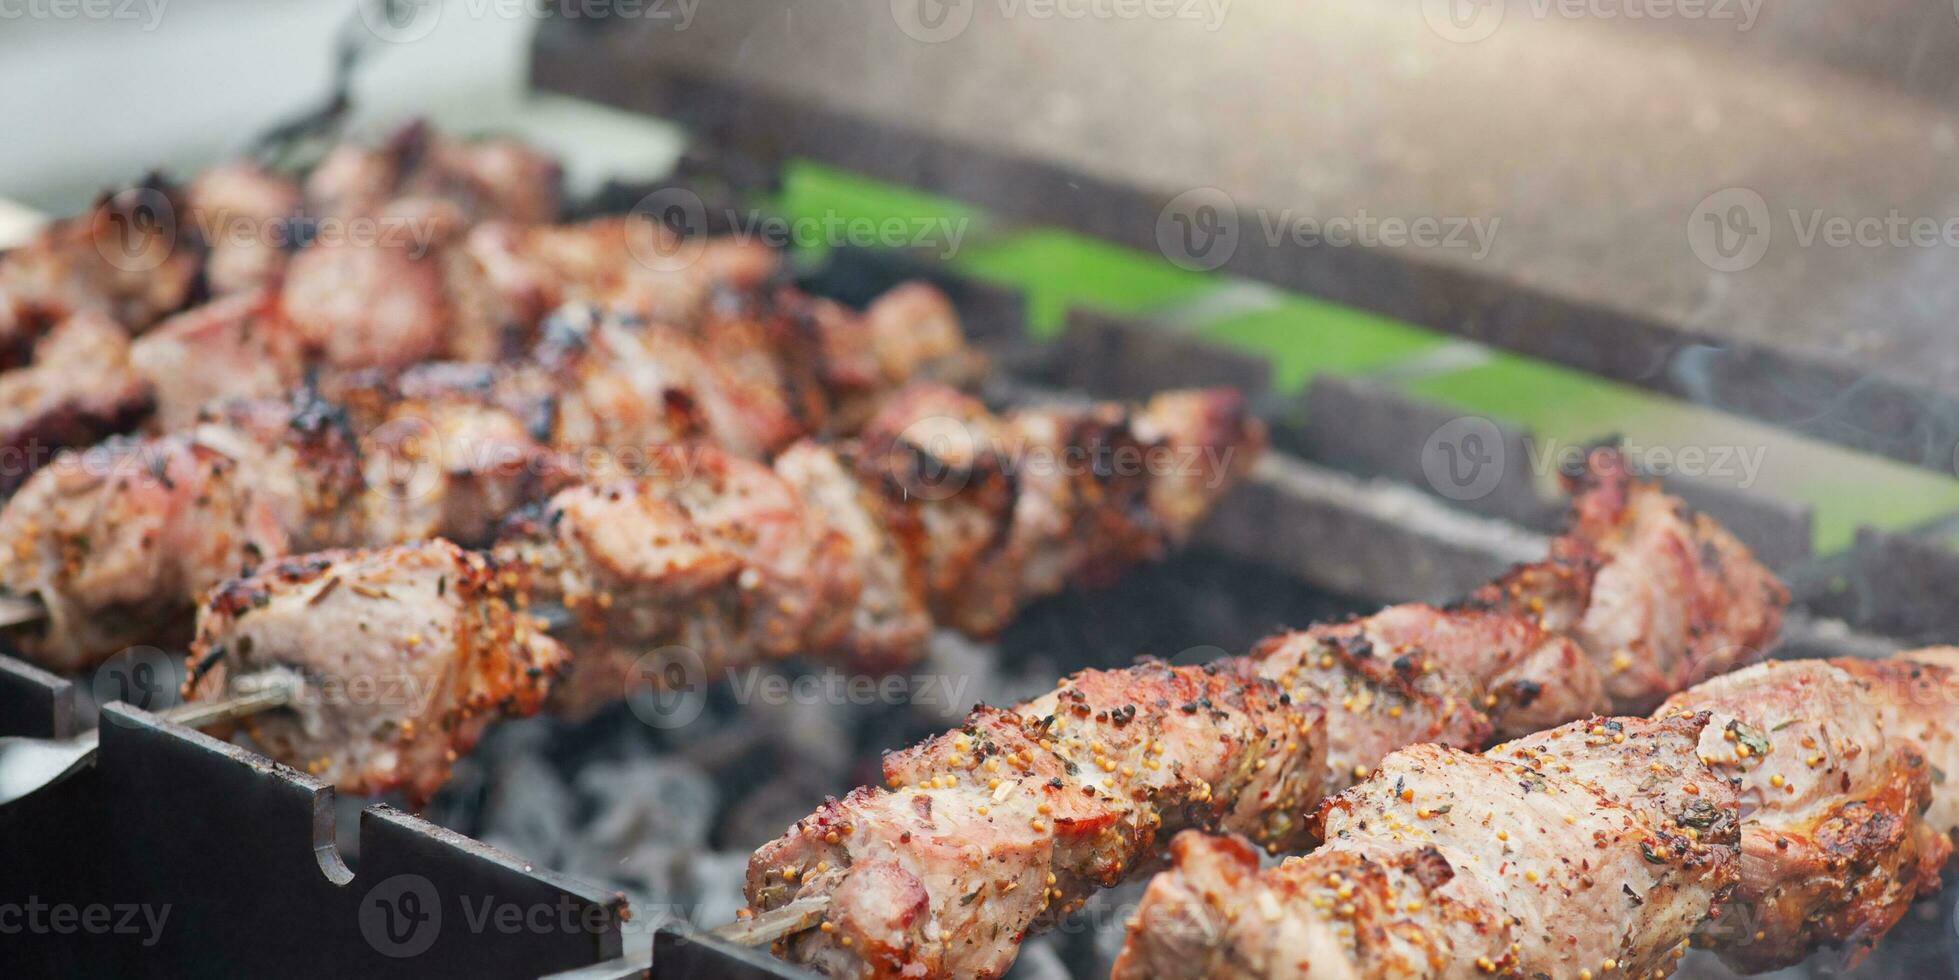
[0,211,916,493]
[0,123,567,488]
[0,284,976,672]
[1120,646,1959,979]
[0,124,843,492]
[175,382,1263,802]
[0,119,560,348]
[731,446,1787,979]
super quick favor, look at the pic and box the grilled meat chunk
[303,120,562,227]
[1249,605,1603,800]
[1471,446,1788,713]
[745,447,1786,978]
[1118,714,1739,980]
[791,284,986,434]
[527,304,805,460]
[1123,649,1959,979]
[498,444,858,717]
[0,393,364,669]
[497,385,1264,716]
[278,207,519,370]
[130,287,305,431]
[0,312,152,494]
[353,394,574,548]
[0,123,549,366]
[0,177,204,343]
[1663,659,1952,970]
[0,382,574,670]
[184,539,565,801]
[278,123,562,369]
[185,161,303,297]
[1837,646,1959,838]
[1242,444,1784,799]
[855,384,1260,638]
[465,217,775,329]
[465,223,984,430]
[748,662,1326,979]
[0,288,300,493]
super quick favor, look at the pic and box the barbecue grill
[5,4,1959,978]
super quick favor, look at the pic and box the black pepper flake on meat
[1623,883,1644,906]
[1678,799,1722,829]
[187,645,225,684]
[147,453,174,490]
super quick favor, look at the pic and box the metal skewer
[0,592,46,629]
[710,895,833,947]
[0,672,299,807]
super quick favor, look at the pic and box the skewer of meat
[0,285,978,671]
[1118,648,1959,979]
[0,212,967,490]
[172,383,1260,800]
[0,122,562,359]
[0,312,154,492]
[0,119,979,492]
[730,446,1787,978]
[0,124,566,482]
[300,119,561,230]
[0,178,207,353]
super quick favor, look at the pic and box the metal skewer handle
[711,894,833,947]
